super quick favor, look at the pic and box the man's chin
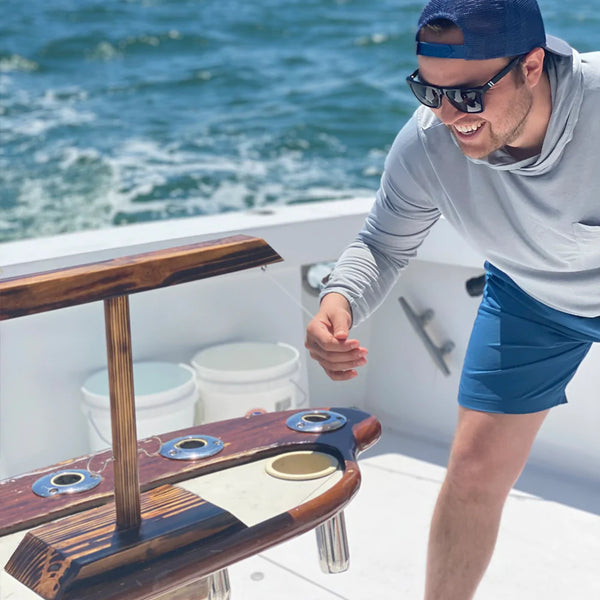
[453,135,494,160]
[460,147,491,160]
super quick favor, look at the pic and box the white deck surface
[227,428,600,600]
[1,428,598,599]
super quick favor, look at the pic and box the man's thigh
[440,407,550,503]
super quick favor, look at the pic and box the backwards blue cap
[416,0,572,60]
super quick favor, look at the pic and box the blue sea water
[1,0,599,242]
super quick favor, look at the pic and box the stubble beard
[451,86,534,160]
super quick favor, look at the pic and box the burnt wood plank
[0,408,381,536]
[60,463,363,600]
[5,485,246,600]
[104,296,141,530]
[0,235,282,320]
[61,512,296,600]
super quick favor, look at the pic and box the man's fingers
[323,367,359,381]
[306,344,367,365]
[305,321,361,353]
[304,296,366,381]
[306,338,362,354]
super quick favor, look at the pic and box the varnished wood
[104,296,141,530]
[0,235,282,320]
[0,234,282,538]
[5,485,246,600]
[0,234,384,600]
[62,467,358,600]
[0,408,381,536]
[5,406,381,600]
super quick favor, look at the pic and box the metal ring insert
[159,435,224,460]
[286,410,347,433]
[32,469,102,498]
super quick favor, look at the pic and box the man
[305,0,600,598]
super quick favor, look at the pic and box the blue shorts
[459,262,600,414]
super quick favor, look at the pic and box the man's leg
[424,406,549,600]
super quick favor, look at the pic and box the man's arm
[306,114,441,379]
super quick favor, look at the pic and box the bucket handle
[85,409,113,449]
[85,363,197,446]
[178,362,197,377]
[85,410,164,457]
[290,379,308,408]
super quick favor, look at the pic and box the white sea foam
[59,147,102,169]
[12,168,117,237]
[6,133,370,239]
[87,41,121,61]
[362,165,382,177]
[3,84,95,139]
[355,33,389,46]
[0,54,38,73]
[42,88,89,103]
[94,134,373,224]
[10,106,96,137]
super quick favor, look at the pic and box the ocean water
[1,0,599,242]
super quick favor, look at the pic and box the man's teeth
[455,122,484,134]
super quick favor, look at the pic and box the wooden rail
[0,234,282,320]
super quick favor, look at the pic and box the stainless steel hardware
[159,435,224,461]
[286,410,347,433]
[399,296,455,376]
[316,511,350,573]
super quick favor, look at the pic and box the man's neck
[505,71,552,160]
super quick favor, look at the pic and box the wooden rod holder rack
[0,235,282,536]
[1,235,382,600]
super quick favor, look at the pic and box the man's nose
[434,95,462,123]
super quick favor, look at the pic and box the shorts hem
[458,394,567,415]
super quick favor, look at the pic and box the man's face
[417,28,533,159]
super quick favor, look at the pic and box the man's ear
[521,47,546,87]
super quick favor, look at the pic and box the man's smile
[453,121,485,136]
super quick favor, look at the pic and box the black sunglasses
[406,55,523,114]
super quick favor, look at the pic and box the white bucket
[81,361,198,452]
[191,342,306,423]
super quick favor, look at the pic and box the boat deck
[227,427,600,599]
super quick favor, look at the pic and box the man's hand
[305,293,368,381]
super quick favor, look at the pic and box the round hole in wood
[175,438,207,450]
[302,413,329,423]
[50,472,85,487]
[265,451,338,481]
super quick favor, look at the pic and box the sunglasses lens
[447,89,483,113]
[407,72,485,114]
[409,82,442,108]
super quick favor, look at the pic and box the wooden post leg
[104,295,141,530]
[315,511,350,573]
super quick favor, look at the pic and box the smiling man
[305,0,600,598]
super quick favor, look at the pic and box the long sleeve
[320,115,441,326]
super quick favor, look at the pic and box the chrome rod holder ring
[159,434,224,461]
[286,410,347,433]
[32,469,102,498]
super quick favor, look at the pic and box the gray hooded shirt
[323,48,600,324]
